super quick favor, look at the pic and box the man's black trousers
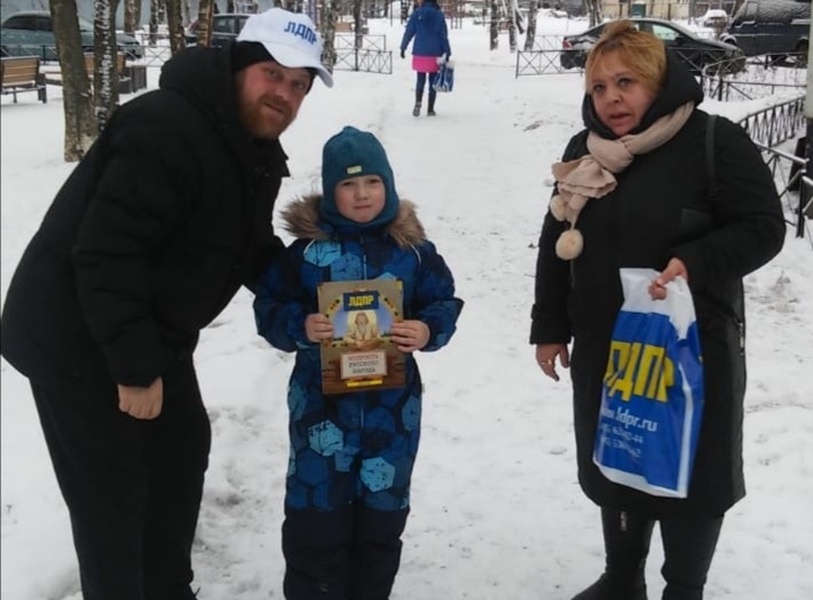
[29,360,210,600]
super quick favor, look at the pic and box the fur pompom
[555,229,584,260]
[549,195,567,221]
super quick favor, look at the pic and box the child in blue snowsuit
[254,126,463,599]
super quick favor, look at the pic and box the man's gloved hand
[400,49,405,59]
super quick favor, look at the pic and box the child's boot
[571,509,654,600]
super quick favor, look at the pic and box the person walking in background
[399,0,451,117]
[530,21,784,600]
[0,8,331,600]
[254,126,463,599]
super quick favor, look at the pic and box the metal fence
[758,142,812,242]
[333,48,392,74]
[334,33,387,52]
[332,33,392,74]
[738,95,806,152]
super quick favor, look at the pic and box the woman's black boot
[571,508,655,600]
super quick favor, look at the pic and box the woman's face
[355,312,368,326]
[588,51,656,137]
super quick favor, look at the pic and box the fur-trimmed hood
[280,194,426,248]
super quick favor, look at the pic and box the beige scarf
[549,101,694,259]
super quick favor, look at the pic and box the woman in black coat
[530,21,785,600]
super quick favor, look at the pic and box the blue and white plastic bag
[432,61,454,93]
[593,268,705,498]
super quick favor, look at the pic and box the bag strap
[706,114,717,201]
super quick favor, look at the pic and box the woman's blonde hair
[584,20,667,94]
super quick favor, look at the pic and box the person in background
[530,20,784,600]
[399,0,451,117]
[0,8,331,600]
[254,126,463,599]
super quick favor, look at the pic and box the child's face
[334,175,386,223]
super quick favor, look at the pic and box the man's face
[235,59,312,140]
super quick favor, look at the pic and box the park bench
[42,53,139,94]
[0,56,47,103]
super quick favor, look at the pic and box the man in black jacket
[0,8,332,600]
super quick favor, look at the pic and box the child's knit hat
[320,126,399,233]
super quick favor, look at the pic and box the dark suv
[722,0,811,65]
[185,13,250,47]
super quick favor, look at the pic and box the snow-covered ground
[2,13,812,600]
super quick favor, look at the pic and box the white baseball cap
[237,8,333,88]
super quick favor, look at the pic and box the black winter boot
[427,90,437,116]
[413,89,422,117]
[660,515,723,600]
[571,509,655,600]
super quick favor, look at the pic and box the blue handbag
[432,61,454,93]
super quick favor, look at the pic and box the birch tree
[124,0,138,33]
[524,0,538,52]
[166,0,186,54]
[322,0,340,70]
[93,0,121,133]
[352,0,362,49]
[149,0,160,44]
[50,0,96,160]
[586,0,601,27]
[196,0,215,47]
[489,0,499,50]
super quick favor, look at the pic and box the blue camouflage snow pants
[282,385,421,600]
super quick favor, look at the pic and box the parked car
[721,0,810,66]
[559,17,745,74]
[701,8,730,30]
[185,13,250,47]
[0,11,143,61]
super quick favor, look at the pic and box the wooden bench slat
[1,56,47,103]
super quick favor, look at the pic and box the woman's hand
[305,314,334,343]
[649,258,689,300]
[390,320,430,353]
[535,343,570,382]
[118,377,163,420]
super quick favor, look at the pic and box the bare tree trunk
[322,0,339,69]
[489,0,499,50]
[50,0,96,161]
[149,0,160,44]
[196,0,214,47]
[586,0,601,27]
[352,0,362,49]
[508,0,517,53]
[124,0,138,33]
[524,0,537,51]
[166,0,186,53]
[93,0,121,133]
